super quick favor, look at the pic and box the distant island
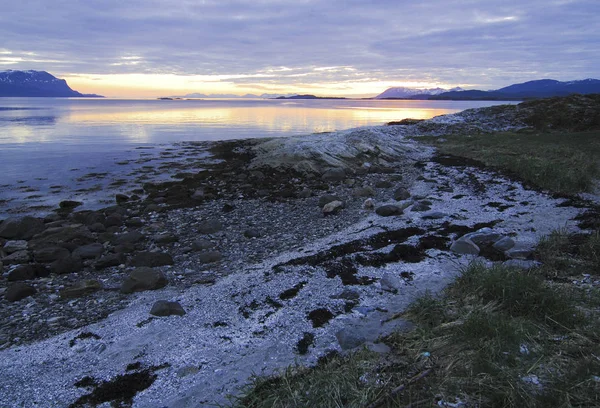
[375,79,600,101]
[0,70,103,97]
[274,94,346,100]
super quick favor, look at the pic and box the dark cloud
[1,0,597,92]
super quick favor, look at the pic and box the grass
[414,130,600,194]
[231,231,600,408]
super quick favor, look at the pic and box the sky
[0,0,598,98]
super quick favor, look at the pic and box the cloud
[1,0,598,94]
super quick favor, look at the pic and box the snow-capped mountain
[375,86,464,99]
[0,70,102,97]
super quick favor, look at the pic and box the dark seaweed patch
[436,220,501,238]
[486,201,513,211]
[265,296,283,309]
[322,258,375,285]
[296,332,315,355]
[279,281,308,300]
[307,308,335,328]
[126,362,142,371]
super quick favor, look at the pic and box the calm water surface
[0,98,516,215]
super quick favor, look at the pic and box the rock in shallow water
[150,300,186,317]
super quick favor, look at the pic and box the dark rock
[375,205,403,217]
[73,243,105,259]
[331,289,360,301]
[318,195,342,207]
[297,189,313,198]
[191,239,214,251]
[50,255,84,275]
[150,300,186,317]
[120,267,168,293]
[493,236,515,251]
[307,308,334,328]
[198,219,222,234]
[154,233,178,244]
[33,246,70,263]
[393,187,411,201]
[0,216,45,240]
[450,238,480,255]
[5,282,36,302]
[59,280,103,299]
[114,231,145,245]
[352,187,375,197]
[243,229,262,238]
[59,200,83,210]
[2,240,28,254]
[131,251,174,267]
[321,168,346,182]
[2,250,31,264]
[7,264,49,281]
[410,202,431,212]
[221,203,235,213]
[89,223,106,233]
[125,217,144,227]
[95,253,126,269]
[30,224,95,248]
[375,180,393,188]
[115,194,129,204]
[104,213,123,227]
[198,251,222,264]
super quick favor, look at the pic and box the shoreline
[0,99,598,407]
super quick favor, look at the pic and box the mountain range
[0,70,102,97]
[376,79,600,100]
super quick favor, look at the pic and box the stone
[121,267,168,293]
[493,236,516,251]
[131,251,174,267]
[321,168,346,182]
[222,203,235,213]
[33,246,70,263]
[7,264,49,281]
[191,239,214,251]
[89,222,106,233]
[95,253,126,269]
[0,216,45,240]
[465,228,503,245]
[243,229,262,238]
[375,180,393,188]
[125,217,144,227]
[322,200,344,216]
[380,272,403,293]
[150,300,186,317]
[363,198,375,210]
[198,251,222,264]
[393,187,411,201]
[352,187,375,197]
[2,250,31,264]
[450,238,480,255]
[104,213,123,227]
[115,193,129,203]
[297,189,313,198]
[5,282,36,302]
[59,200,83,210]
[198,219,222,234]
[410,202,431,212]
[318,195,341,207]
[375,205,403,217]
[336,328,366,350]
[114,230,145,245]
[72,243,104,259]
[30,224,95,248]
[422,211,447,220]
[503,259,540,270]
[2,240,28,254]
[59,280,103,299]
[50,255,83,275]
[154,233,178,244]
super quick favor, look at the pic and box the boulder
[322,200,344,216]
[191,239,214,251]
[154,233,178,244]
[5,282,36,302]
[72,243,104,259]
[321,168,346,182]
[150,300,186,317]
[30,224,95,248]
[465,228,503,245]
[352,187,375,197]
[120,267,167,294]
[198,219,223,234]
[393,188,411,201]
[104,213,123,227]
[318,195,342,207]
[33,246,70,263]
[450,238,480,255]
[2,250,31,265]
[0,216,45,240]
[493,236,516,251]
[7,264,49,281]
[131,251,174,267]
[375,205,403,217]
[2,240,28,254]
[410,201,431,212]
[113,230,145,245]
[50,255,83,275]
[94,253,126,270]
[198,251,222,264]
[59,279,103,299]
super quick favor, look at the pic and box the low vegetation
[232,232,600,407]
[415,130,600,194]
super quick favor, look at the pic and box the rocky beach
[0,97,599,407]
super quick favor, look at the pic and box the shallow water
[0,98,516,216]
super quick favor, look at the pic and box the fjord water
[0,98,513,215]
